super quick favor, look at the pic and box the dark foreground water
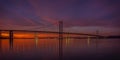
[0,38,120,60]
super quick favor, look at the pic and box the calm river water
[0,38,120,60]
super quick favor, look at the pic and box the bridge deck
[0,30,100,36]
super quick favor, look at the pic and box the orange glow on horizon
[1,33,59,38]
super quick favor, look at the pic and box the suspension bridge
[0,21,102,39]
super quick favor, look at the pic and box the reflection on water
[0,38,120,60]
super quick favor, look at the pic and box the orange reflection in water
[1,40,10,53]
[0,39,59,53]
[0,38,120,60]
[0,39,60,60]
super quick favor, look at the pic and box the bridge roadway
[0,30,101,37]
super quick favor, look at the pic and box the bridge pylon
[59,21,63,39]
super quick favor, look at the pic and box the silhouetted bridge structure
[0,30,101,38]
[0,21,102,39]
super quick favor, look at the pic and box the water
[0,38,120,60]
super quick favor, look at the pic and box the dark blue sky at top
[0,0,120,35]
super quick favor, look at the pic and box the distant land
[105,36,120,39]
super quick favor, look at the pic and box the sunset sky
[0,0,120,35]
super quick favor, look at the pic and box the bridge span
[0,30,101,37]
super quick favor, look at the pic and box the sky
[0,0,120,36]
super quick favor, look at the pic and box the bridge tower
[59,21,63,39]
[9,30,13,48]
[9,30,13,40]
